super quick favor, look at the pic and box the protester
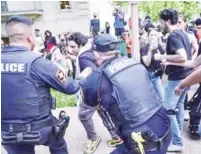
[44,30,57,53]
[159,9,193,152]
[140,28,165,101]
[105,22,110,34]
[121,31,132,58]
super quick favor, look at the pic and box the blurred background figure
[34,29,45,55]
[105,22,110,34]
[113,6,125,39]
[44,30,57,53]
[90,12,100,37]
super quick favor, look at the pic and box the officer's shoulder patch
[56,69,67,84]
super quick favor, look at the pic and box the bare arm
[179,68,201,87]
[191,41,199,60]
[142,48,153,67]
[163,48,187,63]
[164,55,201,68]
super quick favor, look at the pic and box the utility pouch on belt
[50,111,70,141]
[131,132,146,154]
[2,131,40,145]
[130,125,171,154]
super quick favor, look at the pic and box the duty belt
[2,116,55,133]
[130,122,171,153]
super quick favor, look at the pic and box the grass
[51,89,77,108]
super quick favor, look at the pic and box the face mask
[94,16,97,18]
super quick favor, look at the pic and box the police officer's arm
[31,58,80,94]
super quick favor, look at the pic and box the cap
[92,34,118,52]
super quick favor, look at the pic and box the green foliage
[111,1,200,21]
[51,89,77,108]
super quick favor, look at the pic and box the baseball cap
[93,34,119,52]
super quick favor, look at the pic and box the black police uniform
[1,45,82,154]
[81,34,172,154]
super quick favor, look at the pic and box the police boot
[188,125,200,140]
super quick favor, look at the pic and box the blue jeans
[2,126,68,154]
[163,80,188,146]
[149,72,164,102]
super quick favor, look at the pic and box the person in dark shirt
[195,18,201,56]
[90,13,100,37]
[140,28,165,101]
[159,9,193,152]
[105,22,110,34]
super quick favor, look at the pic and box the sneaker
[84,136,101,154]
[167,144,184,152]
[184,110,190,121]
[107,138,124,147]
[188,130,201,140]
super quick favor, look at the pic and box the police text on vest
[1,63,25,73]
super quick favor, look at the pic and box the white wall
[1,1,91,36]
[7,1,40,11]
[33,1,90,36]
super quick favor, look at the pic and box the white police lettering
[1,63,25,72]
[109,59,130,74]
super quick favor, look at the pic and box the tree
[111,1,200,21]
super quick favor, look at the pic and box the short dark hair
[145,15,151,20]
[35,29,40,32]
[68,32,88,47]
[195,18,201,26]
[159,9,179,25]
[145,23,155,33]
[6,15,33,26]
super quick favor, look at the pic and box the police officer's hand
[79,67,93,79]
[175,83,186,96]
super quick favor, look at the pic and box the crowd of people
[1,6,201,154]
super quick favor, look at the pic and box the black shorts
[115,28,125,36]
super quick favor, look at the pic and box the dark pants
[115,28,125,37]
[92,31,99,37]
[2,124,68,154]
[78,100,120,140]
[189,85,201,134]
[184,93,188,110]
[110,108,171,154]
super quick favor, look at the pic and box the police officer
[1,16,91,154]
[81,34,172,154]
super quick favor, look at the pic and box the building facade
[1,1,91,37]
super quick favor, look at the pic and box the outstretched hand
[175,84,186,96]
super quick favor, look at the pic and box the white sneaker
[184,110,189,121]
[167,144,184,152]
